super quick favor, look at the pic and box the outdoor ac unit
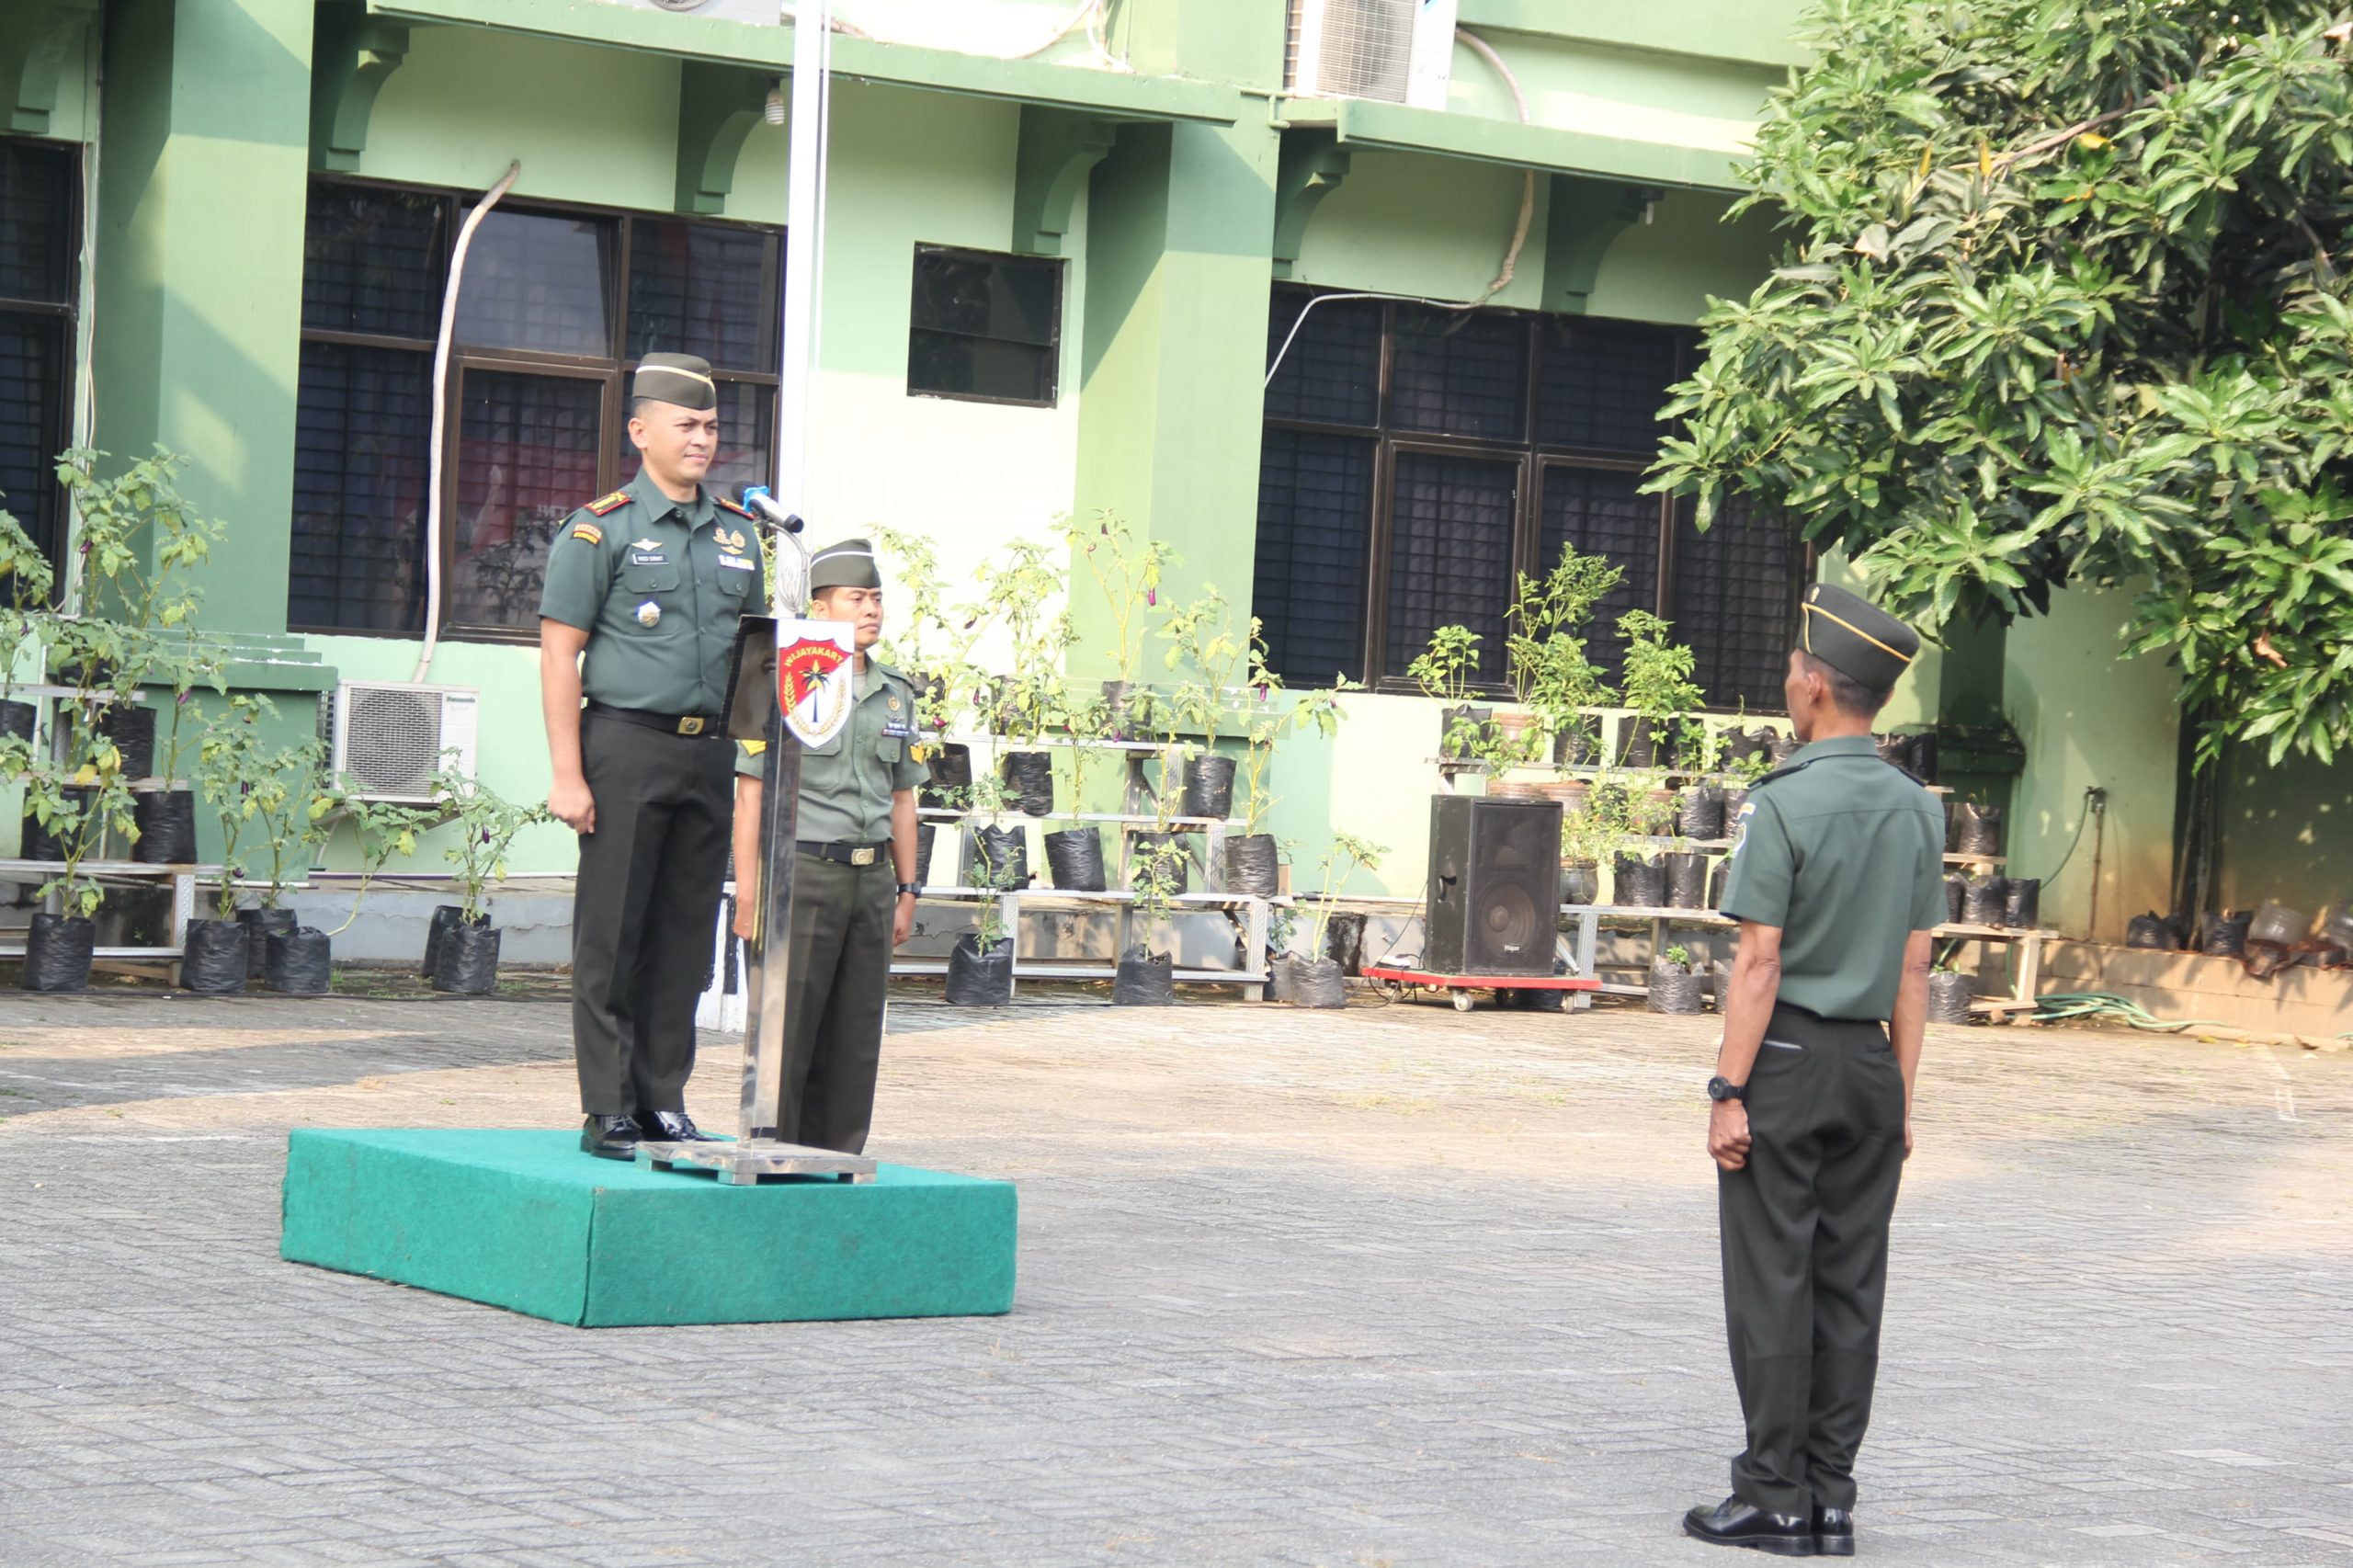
[331,681,480,802]
[580,0,780,22]
[1287,0,1420,103]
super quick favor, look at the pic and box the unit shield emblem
[775,619,857,747]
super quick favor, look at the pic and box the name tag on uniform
[882,719,916,739]
[631,551,667,565]
[718,555,756,571]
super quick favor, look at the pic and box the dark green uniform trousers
[571,714,734,1116]
[1719,1002,1907,1517]
[781,852,894,1153]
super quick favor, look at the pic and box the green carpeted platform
[279,1130,1017,1327]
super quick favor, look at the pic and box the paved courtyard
[1,985,2348,1568]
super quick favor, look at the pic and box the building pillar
[95,0,312,635]
[1069,119,1279,676]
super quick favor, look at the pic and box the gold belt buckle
[849,846,878,867]
[677,716,704,736]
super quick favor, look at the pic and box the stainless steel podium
[638,518,876,1186]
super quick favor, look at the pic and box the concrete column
[95,0,312,634]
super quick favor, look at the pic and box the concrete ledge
[281,1130,1017,1326]
[2044,941,2353,1040]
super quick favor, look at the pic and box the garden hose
[2030,991,2233,1033]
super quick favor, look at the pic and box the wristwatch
[1707,1075,1747,1103]
[895,881,922,898]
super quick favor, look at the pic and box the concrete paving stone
[4,994,2351,1565]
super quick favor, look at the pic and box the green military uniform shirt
[735,659,926,843]
[537,468,762,714]
[1717,733,1948,1020]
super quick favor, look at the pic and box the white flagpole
[774,0,830,614]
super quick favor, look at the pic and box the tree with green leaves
[1648,2,2353,767]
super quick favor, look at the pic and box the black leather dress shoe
[581,1113,641,1161]
[1682,1496,1815,1556]
[1813,1506,1853,1557]
[637,1110,715,1142]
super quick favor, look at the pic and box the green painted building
[4,0,2343,948]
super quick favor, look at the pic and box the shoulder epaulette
[1748,758,1813,790]
[715,494,754,519]
[585,490,631,517]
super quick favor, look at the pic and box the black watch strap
[896,881,921,897]
[1707,1074,1747,1103]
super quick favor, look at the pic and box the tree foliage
[1647,1,2353,765]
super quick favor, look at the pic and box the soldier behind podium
[1682,583,1947,1559]
[538,352,763,1162]
[731,539,924,1154]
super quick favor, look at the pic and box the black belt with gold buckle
[583,701,723,738]
[798,840,890,867]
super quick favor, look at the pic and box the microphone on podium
[739,486,803,535]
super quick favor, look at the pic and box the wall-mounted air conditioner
[1287,0,1456,106]
[331,681,480,802]
[581,0,779,22]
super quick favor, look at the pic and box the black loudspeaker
[1424,795,1562,977]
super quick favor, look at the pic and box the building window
[906,245,1061,406]
[1250,285,1807,708]
[0,137,79,577]
[288,178,781,640]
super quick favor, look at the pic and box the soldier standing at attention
[538,352,763,1161]
[1683,583,1947,1558]
[731,539,925,1154]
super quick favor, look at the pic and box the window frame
[290,175,782,644]
[0,133,83,587]
[1258,287,1807,710]
[904,243,1064,410]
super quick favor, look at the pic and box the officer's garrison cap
[1799,582,1920,693]
[810,538,882,592]
[632,352,719,412]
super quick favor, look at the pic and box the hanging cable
[414,159,521,687]
[1267,28,1543,387]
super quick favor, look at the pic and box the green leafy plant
[977,536,1074,745]
[1058,509,1177,690]
[1616,611,1704,770]
[1128,832,1188,949]
[872,524,988,741]
[1644,3,2353,769]
[245,744,340,912]
[1663,943,1692,968]
[1159,589,1253,754]
[327,795,437,937]
[1058,681,1110,825]
[431,760,552,925]
[0,505,54,711]
[1508,544,1623,770]
[1300,831,1384,959]
[194,695,282,920]
[1408,623,1487,760]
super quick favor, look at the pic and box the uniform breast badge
[636,600,662,628]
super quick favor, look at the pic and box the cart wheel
[1452,990,1475,1013]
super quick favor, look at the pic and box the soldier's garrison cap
[632,352,718,411]
[1799,582,1920,693]
[810,538,882,592]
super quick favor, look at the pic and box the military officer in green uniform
[538,352,764,1161]
[1683,582,1948,1558]
[730,538,926,1154]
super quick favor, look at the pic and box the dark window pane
[619,379,774,504]
[447,371,604,631]
[627,221,779,371]
[1253,429,1372,685]
[1384,453,1518,683]
[1540,466,1661,683]
[906,248,1061,404]
[0,139,75,304]
[0,312,67,564]
[1265,288,1380,426]
[1673,494,1803,711]
[1535,316,1682,453]
[1390,306,1526,442]
[910,249,1057,345]
[288,342,431,634]
[907,330,1051,403]
[301,183,447,340]
[455,210,616,358]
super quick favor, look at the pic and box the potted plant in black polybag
[429,760,551,996]
[188,693,288,994]
[234,727,341,990]
[982,536,1071,817]
[1056,509,1176,735]
[943,850,1018,1006]
[322,795,434,983]
[1927,956,1975,1023]
[1647,944,1707,1014]
[1161,588,1253,820]
[870,525,990,811]
[1407,622,1487,769]
[1041,684,1110,892]
[1616,610,1702,774]
[1278,831,1382,1008]
[16,743,138,994]
[1117,833,1187,1006]
[1228,668,1346,897]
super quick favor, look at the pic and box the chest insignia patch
[635,600,662,628]
[716,527,747,552]
[631,538,662,552]
[570,522,603,545]
[718,554,756,571]
[586,490,631,517]
[1729,800,1756,858]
